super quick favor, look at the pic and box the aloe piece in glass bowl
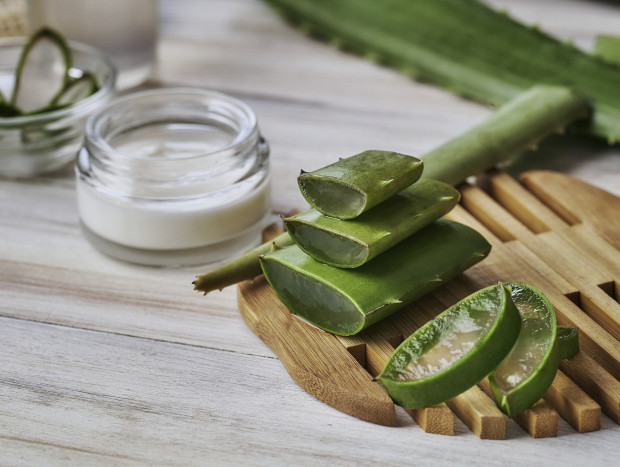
[0,33,115,178]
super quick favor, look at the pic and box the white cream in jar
[75,88,271,267]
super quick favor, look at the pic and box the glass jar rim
[0,36,116,126]
[85,87,260,163]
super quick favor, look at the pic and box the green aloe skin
[376,284,521,409]
[0,27,100,118]
[421,86,589,186]
[298,150,423,219]
[557,325,579,360]
[10,27,72,115]
[594,35,620,66]
[263,0,620,142]
[283,179,459,268]
[259,219,491,336]
[489,283,559,417]
[192,232,295,293]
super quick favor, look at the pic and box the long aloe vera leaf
[260,219,491,335]
[263,0,620,142]
[10,27,72,114]
[193,85,588,294]
[283,179,459,268]
[298,150,423,219]
[421,86,589,186]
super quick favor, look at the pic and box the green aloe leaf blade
[260,219,491,336]
[284,179,459,267]
[264,0,620,141]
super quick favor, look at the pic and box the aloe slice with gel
[259,219,491,336]
[298,150,423,219]
[489,283,559,417]
[51,72,99,107]
[284,179,459,268]
[10,27,72,114]
[377,284,521,409]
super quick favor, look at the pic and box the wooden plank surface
[2,0,620,464]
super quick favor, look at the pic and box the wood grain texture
[2,0,620,464]
[237,277,396,426]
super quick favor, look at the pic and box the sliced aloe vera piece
[50,72,99,107]
[283,179,459,268]
[260,219,491,336]
[377,284,521,408]
[10,27,71,114]
[298,150,423,219]
[489,283,559,417]
[557,325,579,360]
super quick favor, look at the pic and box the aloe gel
[284,179,459,268]
[298,150,423,219]
[259,219,491,336]
[377,284,521,409]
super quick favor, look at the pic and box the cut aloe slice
[284,179,459,268]
[298,150,423,219]
[50,72,99,107]
[557,325,579,360]
[377,284,521,408]
[260,219,491,336]
[489,283,559,417]
[10,27,71,114]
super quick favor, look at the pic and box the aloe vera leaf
[0,101,21,117]
[376,284,521,409]
[421,86,589,186]
[259,219,491,336]
[263,0,620,141]
[298,150,423,219]
[49,72,99,107]
[557,325,579,360]
[10,27,72,113]
[594,35,620,66]
[489,283,559,417]
[193,86,587,294]
[283,179,459,268]
[192,231,294,293]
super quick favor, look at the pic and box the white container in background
[75,88,272,267]
[27,0,158,89]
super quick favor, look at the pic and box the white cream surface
[77,175,271,251]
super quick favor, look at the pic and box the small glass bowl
[0,37,116,178]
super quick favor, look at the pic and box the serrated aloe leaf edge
[264,0,620,142]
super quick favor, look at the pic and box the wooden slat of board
[543,370,601,433]
[237,277,396,426]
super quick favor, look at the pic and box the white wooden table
[1,0,620,464]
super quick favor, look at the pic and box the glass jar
[0,37,115,178]
[75,88,271,267]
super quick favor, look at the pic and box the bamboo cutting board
[237,170,620,439]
